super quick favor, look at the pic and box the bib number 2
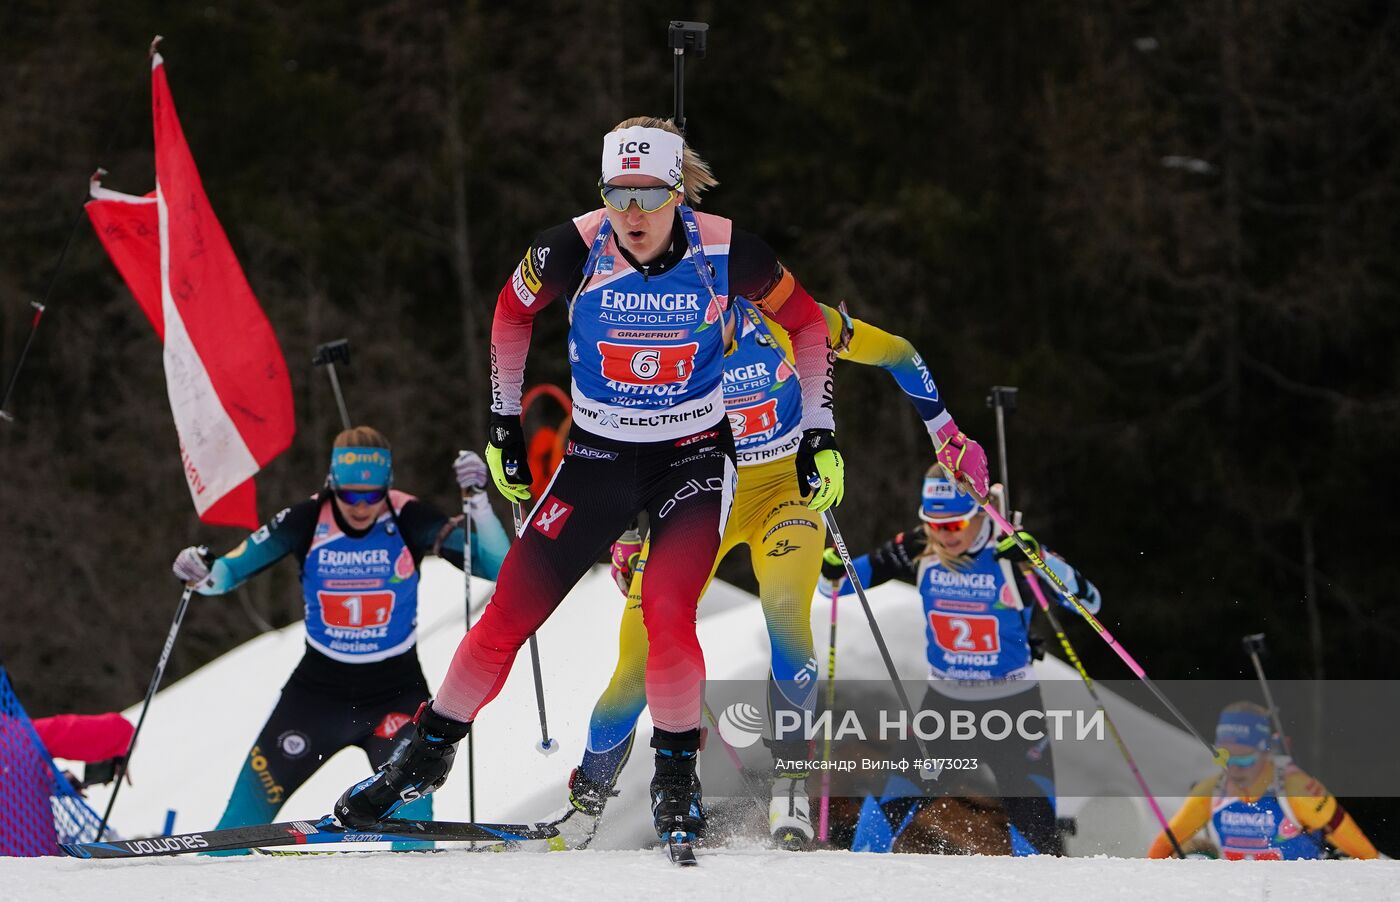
[929,611,1000,654]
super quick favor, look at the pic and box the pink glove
[610,529,644,597]
[934,419,990,499]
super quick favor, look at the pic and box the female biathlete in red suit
[336,117,845,843]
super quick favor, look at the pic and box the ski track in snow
[14,562,1398,898]
[6,850,1399,902]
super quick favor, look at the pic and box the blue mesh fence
[0,666,106,855]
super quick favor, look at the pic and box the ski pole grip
[312,339,351,367]
[958,476,990,506]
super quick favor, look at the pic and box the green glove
[810,449,844,512]
[796,428,845,512]
[486,414,532,502]
[994,530,1041,562]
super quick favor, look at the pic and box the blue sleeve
[197,501,316,595]
[433,500,510,580]
[468,503,510,580]
[397,498,507,581]
[1040,551,1101,615]
[835,553,876,598]
[837,527,924,596]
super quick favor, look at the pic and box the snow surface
[8,845,1399,901]
[11,561,1397,898]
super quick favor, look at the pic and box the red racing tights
[434,421,736,735]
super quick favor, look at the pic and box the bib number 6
[598,341,701,386]
[630,348,662,381]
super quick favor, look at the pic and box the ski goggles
[925,517,974,533]
[335,487,388,506]
[1225,752,1260,768]
[599,181,681,214]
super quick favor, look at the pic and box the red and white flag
[85,53,294,529]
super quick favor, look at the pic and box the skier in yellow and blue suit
[549,298,991,850]
[1148,702,1379,860]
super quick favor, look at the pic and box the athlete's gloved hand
[934,419,990,500]
[797,429,844,512]
[453,449,489,494]
[172,545,213,585]
[485,413,533,502]
[817,547,846,597]
[610,528,644,597]
[994,530,1041,563]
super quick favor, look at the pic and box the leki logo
[715,702,766,749]
[533,497,574,538]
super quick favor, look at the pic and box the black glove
[486,413,533,502]
[993,530,1041,563]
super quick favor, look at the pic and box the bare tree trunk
[444,11,485,445]
[1301,516,1324,763]
[1219,0,1243,419]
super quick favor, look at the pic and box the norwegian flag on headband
[621,157,641,170]
[85,52,294,529]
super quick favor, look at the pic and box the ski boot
[769,775,813,850]
[335,702,469,828]
[649,729,706,843]
[546,767,619,850]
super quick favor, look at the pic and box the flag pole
[3,37,158,424]
[0,173,108,424]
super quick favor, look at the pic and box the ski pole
[972,497,1227,767]
[461,483,478,821]
[985,386,1018,510]
[820,504,938,780]
[312,339,352,431]
[0,301,48,424]
[2,168,122,423]
[97,585,196,840]
[817,580,840,843]
[668,21,709,133]
[1242,633,1290,757]
[1023,569,1185,858]
[986,384,1183,854]
[510,500,559,755]
[701,701,768,811]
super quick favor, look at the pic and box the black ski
[664,831,698,866]
[61,816,557,859]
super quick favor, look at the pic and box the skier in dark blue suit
[171,425,508,842]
